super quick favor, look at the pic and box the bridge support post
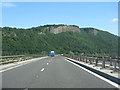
[78,56,80,61]
[95,59,98,66]
[109,57,112,66]
[81,56,83,62]
[102,57,105,68]
[110,60,112,66]
[92,57,94,64]
[81,56,83,61]
[85,57,88,63]
[89,58,92,64]
[113,62,117,72]
[83,57,85,62]
[84,57,86,62]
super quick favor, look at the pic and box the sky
[1,2,118,35]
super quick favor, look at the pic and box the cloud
[2,2,16,7]
[112,18,118,22]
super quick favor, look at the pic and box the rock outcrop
[43,25,80,34]
[81,28,98,35]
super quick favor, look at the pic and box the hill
[1,24,119,57]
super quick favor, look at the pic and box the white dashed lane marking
[47,63,49,65]
[23,88,28,90]
[41,68,44,72]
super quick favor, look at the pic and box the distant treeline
[1,25,119,57]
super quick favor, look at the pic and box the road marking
[0,56,48,72]
[41,68,44,72]
[47,63,49,65]
[0,64,26,73]
[23,88,28,90]
[65,58,119,88]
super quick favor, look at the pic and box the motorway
[2,56,116,88]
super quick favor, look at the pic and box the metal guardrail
[64,55,120,73]
[0,55,45,65]
[0,57,32,65]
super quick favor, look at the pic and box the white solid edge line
[0,64,26,72]
[41,68,44,72]
[66,59,119,88]
[0,57,48,72]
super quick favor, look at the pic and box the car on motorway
[50,51,55,57]
[61,54,63,56]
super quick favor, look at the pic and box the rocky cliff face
[43,25,98,35]
[44,25,80,34]
[31,24,98,35]
[80,28,98,35]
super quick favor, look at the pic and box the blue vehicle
[50,51,55,57]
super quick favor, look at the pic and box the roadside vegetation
[1,24,119,58]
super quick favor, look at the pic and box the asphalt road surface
[2,56,116,88]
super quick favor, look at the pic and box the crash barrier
[64,55,120,73]
[67,59,120,85]
[0,55,46,65]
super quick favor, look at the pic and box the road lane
[2,57,51,88]
[2,56,116,88]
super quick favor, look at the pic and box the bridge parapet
[63,54,120,73]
